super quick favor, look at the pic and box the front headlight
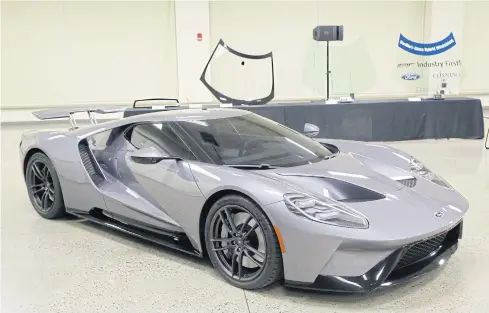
[283,193,369,229]
[409,157,452,188]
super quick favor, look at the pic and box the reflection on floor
[1,122,488,313]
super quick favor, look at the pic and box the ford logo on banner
[398,32,456,56]
[401,73,420,80]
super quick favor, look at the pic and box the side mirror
[128,146,181,164]
[304,123,320,138]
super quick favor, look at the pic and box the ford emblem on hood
[402,73,420,80]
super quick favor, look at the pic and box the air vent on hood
[276,173,385,202]
[396,177,417,188]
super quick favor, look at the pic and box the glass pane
[201,40,274,105]
[130,123,195,160]
[177,114,333,167]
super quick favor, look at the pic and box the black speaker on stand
[313,25,344,100]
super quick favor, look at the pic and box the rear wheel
[204,195,283,289]
[25,152,66,219]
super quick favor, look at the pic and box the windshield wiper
[225,164,279,170]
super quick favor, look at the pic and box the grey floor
[1,122,488,313]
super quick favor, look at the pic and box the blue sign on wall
[398,32,456,56]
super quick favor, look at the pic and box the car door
[107,122,206,233]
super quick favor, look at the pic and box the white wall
[209,1,428,99]
[314,1,427,97]
[1,1,178,108]
[208,0,487,100]
[1,0,488,110]
[460,1,489,94]
[174,0,212,103]
[422,1,465,95]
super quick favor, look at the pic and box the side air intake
[78,140,105,186]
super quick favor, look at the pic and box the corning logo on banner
[398,32,456,56]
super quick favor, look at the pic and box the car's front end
[255,146,468,293]
[264,197,463,293]
[176,111,468,292]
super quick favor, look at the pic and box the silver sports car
[20,107,467,292]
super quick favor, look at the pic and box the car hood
[253,153,467,236]
[260,153,408,197]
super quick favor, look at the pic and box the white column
[425,1,466,95]
[174,0,212,103]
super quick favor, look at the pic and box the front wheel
[204,195,283,289]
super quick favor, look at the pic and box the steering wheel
[238,138,266,157]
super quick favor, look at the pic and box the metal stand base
[485,128,489,149]
[326,41,330,100]
[485,117,488,149]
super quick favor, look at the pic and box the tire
[204,194,283,289]
[25,152,66,219]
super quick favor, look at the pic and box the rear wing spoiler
[32,98,181,129]
[133,98,179,108]
[32,107,126,129]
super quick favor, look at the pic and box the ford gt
[20,107,467,292]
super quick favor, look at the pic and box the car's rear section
[20,128,107,214]
[19,107,208,257]
[19,107,129,214]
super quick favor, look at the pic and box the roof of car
[70,108,253,137]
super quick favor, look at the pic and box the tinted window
[129,123,196,160]
[175,113,333,167]
[88,129,115,166]
[88,129,112,151]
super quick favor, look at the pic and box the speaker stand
[326,41,330,100]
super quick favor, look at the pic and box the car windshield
[200,39,274,105]
[175,113,333,167]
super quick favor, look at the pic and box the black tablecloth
[124,97,484,142]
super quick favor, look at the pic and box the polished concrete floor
[1,122,488,313]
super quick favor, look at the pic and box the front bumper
[284,221,462,293]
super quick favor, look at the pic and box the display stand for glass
[485,117,489,149]
[312,25,344,101]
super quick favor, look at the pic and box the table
[123,97,484,142]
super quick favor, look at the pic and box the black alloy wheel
[28,160,55,212]
[25,152,66,219]
[205,195,283,289]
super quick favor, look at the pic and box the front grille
[78,141,105,186]
[397,177,417,188]
[396,232,447,268]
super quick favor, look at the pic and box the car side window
[129,123,196,160]
[88,129,114,150]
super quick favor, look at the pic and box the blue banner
[398,32,456,56]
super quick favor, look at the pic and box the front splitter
[284,241,458,293]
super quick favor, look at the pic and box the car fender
[21,130,107,212]
[188,162,302,207]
